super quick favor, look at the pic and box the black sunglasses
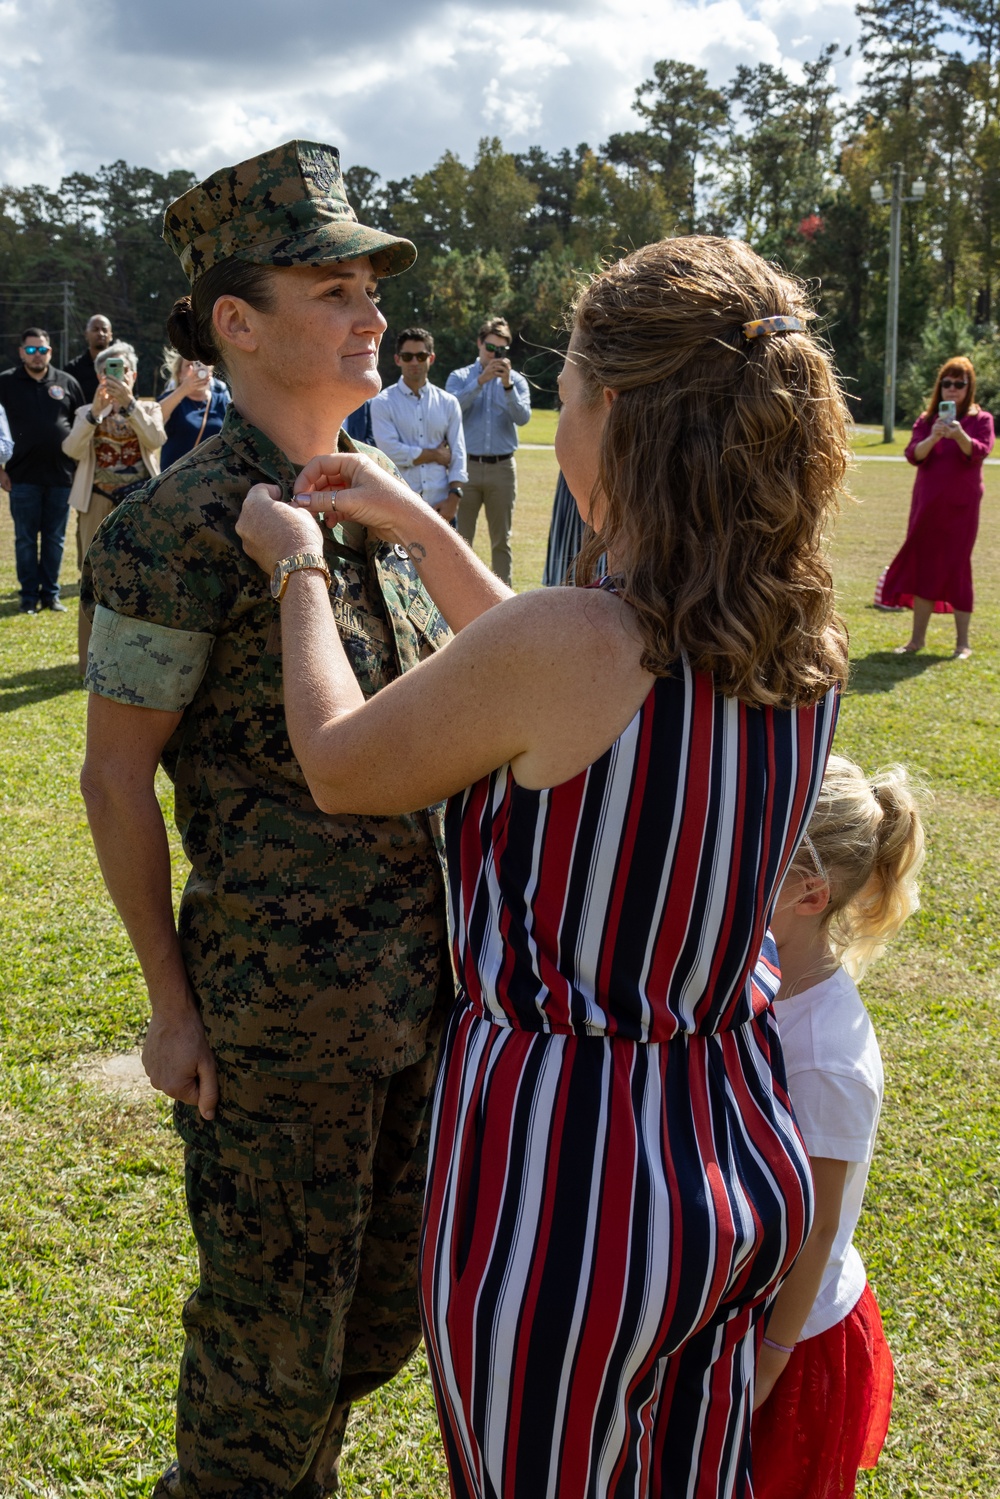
[941,378,968,388]
[399,351,431,362]
[484,341,510,355]
[23,345,50,355]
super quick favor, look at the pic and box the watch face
[270,562,285,598]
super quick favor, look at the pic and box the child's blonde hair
[792,755,926,978]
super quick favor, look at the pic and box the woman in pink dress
[882,355,994,658]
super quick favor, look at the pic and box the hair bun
[166,295,214,365]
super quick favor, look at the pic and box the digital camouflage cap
[163,139,416,284]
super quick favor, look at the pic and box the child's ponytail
[791,756,926,979]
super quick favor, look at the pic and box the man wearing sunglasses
[0,327,85,612]
[370,326,467,521]
[446,315,531,585]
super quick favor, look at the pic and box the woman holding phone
[880,355,994,658]
[237,235,850,1498]
[157,347,230,467]
[63,339,165,670]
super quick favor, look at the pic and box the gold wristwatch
[270,551,331,601]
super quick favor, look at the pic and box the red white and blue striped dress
[419,651,839,1499]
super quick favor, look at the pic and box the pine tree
[602,60,728,231]
[855,0,945,116]
[949,0,1000,118]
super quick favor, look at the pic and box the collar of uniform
[219,403,299,492]
[337,427,425,585]
[220,403,370,564]
[330,425,372,560]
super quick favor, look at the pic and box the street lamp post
[871,164,926,444]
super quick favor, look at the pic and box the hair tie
[743,315,804,340]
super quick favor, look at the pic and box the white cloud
[0,0,863,191]
[482,79,544,137]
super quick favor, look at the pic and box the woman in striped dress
[237,235,852,1498]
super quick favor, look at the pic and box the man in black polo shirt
[0,327,84,611]
[65,314,114,403]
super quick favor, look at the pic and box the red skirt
[750,1282,894,1499]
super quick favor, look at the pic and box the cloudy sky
[1,0,863,191]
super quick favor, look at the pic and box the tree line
[3,0,999,419]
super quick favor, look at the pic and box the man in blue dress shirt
[370,326,467,522]
[446,316,531,585]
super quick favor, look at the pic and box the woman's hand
[179,362,213,400]
[752,1343,791,1411]
[104,369,136,411]
[929,418,949,442]
[237,482,325,576]
[91,383,114,422]
[291,452,422,543]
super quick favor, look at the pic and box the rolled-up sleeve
[446,398,467,484]
[506,370,532,425]
[85,604,214,709]
[82,480,229,711]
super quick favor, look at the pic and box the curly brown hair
[569,237,850,707]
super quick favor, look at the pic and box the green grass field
[1,452,998,1496]
[852,427,911,458]
[510,414,933,458]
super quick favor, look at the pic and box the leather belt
[468,453,513,464]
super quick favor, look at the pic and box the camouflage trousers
[153,1028,445,1499]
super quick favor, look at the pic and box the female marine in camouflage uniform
[81,142,500,1498]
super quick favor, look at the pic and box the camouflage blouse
[84,404,451,1080]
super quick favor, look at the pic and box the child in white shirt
[751,754,925,1498]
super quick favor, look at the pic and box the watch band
[270,551,332,601]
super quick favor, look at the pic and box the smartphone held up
[939,399,957,422]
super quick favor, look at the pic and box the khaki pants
[456,456,516,587]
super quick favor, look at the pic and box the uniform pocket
[177,1102,314,1313]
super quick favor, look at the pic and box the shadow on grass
[0,581,80,617]
[847,649,950,695]
[0,662,82,712]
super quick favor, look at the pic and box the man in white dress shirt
[370,326,467,522]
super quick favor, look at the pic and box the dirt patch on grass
[76,1050,154,1098]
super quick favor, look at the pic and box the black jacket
[0,364,85,485]
[65,348,101,403]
